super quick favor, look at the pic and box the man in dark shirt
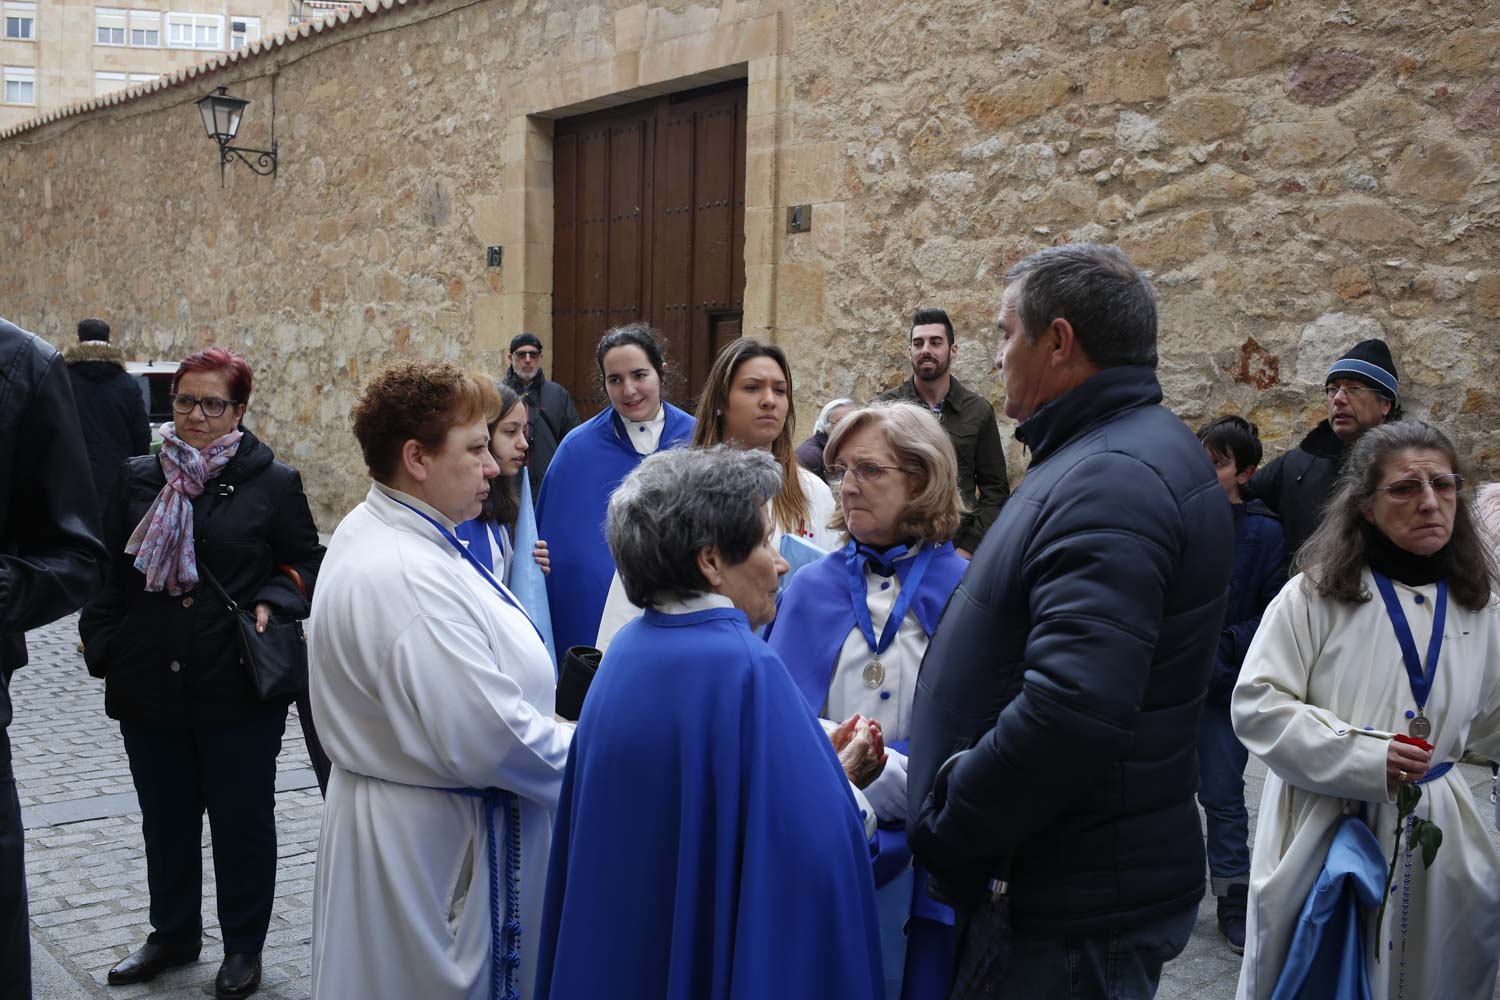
[502,333,581,500]
[64,318,152,517]
[876,308,1010,556]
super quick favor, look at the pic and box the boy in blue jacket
[1196,416,1286,955]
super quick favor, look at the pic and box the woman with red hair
[80,347,324,999]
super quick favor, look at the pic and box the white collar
[653,592,735,615]
[372,481,458,532]
[634,406,666,430]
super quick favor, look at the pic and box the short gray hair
[1004,243,1158,369]
[606,446,783,608]
[814,398,857,436]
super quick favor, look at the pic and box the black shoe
[1217,884,1248,955]
[215,951,262,999]
[107,941,201,985]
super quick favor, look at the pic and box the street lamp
[195,85,277,186]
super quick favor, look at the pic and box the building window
[229,15,260,49]
[129,10,159,47]
[166,12,221,50]
[94,71,126,96]
[3,2,34,40]
[3,65,35,105]
[95,7,126,45]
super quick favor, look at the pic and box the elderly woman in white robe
[309,360,573,1000]
[1232,420,1500,1000]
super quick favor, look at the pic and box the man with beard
[502,333,581,502]
[1246,339,1399,560]
[877,308,1010,556]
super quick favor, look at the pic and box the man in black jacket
[907,246,1232,998]
[65,318,152,518]
[877,308,1010,555]
[502,333,581,500]
[0,317,109,1000]
[1246,339,1399,562]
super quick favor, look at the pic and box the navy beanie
[509,332,543,354]
[1326,339,1397,400]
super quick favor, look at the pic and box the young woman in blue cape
[455,380,550,584]
[535,324,695,660]
[766,402,971,1000]
[535,446,883,1000]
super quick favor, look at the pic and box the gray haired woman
[1231,421,1500,1000]
[534,446,883,999]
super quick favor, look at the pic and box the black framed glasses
[827,461,907,485]
[1375,475,1463,502]
[171,393,239,418]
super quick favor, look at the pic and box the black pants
[0,728,29,1000]
[120,710,286,955]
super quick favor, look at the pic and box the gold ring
[1399,769,1408,782]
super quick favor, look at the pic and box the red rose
[1394,733,1435,753]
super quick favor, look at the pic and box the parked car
[125,360,178,453]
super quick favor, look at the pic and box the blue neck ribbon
[1371,571,1447,715]
[845,541,936,658]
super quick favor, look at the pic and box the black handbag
[201,566,309,701]
[555,645,601,722]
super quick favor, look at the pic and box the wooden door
[552,80,747,417]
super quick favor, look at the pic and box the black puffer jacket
[1245,419,1346,562]
[0,319,108,724]
[504,371,582,501]
[907,365,1232,934]
[79,429,324,726]
[63,340,151,514]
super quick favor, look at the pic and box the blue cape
[765,541,968,711]
[1269,814,1386,1000]
[535,404,695,661]
[535,607,883,999]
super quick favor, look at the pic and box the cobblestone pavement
[13,614,1500,998]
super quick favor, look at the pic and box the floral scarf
[125,423,243,595]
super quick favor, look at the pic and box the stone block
[1165,3,1200,34]
[1220,31,1282,77]
[1296,312,1387,383]
[1085,43,1171,104]
[614,3,646,51]
[1119,210,1216,270]
[1115,110,1165,153]
[1435,28,1500,76]
[1311,203,1422,245]
[1389,139,1479,203]
[780,143,839,204]
[1029,180,1098,225]
[1288,50,1376,106]
[1458,76,1500,131]
[1165,94,1247,142]
[1248,118,1357,166]
[472,293,505,352]
[1331,265,1372,301]
[777,262,826,324]
[1135,164,1255,216]
[1476,274,1500,318]
[964,71,1071,129]
[811,199,846,257]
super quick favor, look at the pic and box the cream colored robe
[309,485,573,1000]
[1232,570,1500,1000]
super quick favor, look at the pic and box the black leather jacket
[907,365,1232,934]
[0,319,108,726]
[79,429,324,726]
[1245,419,1346,562]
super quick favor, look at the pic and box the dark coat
[79,429,325,727]
[876,376,1010,552]
[907,365,1233,934]
[63,340,152,516]
[1207,500,1285,706]
[1245,420,1345,562]
[0,319,108,724]
[504,370,582,501]
[795,430,829,479]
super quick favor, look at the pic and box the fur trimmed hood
[63,340,126,368]
[1476,483,1500,551]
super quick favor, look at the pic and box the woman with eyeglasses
[765,402,970,1000]
[1231,421,1500,1000]
[593,337,841,649]
[79,347,323,999]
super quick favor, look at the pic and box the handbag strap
[198,565,241,614]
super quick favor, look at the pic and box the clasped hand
[1387,737,1432,793]
[829,714,886,788]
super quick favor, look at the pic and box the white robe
[309,485,573,1000]
[593,466,841,650]
[1231,570,1500,1000]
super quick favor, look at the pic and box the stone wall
[2,0,1498,529]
